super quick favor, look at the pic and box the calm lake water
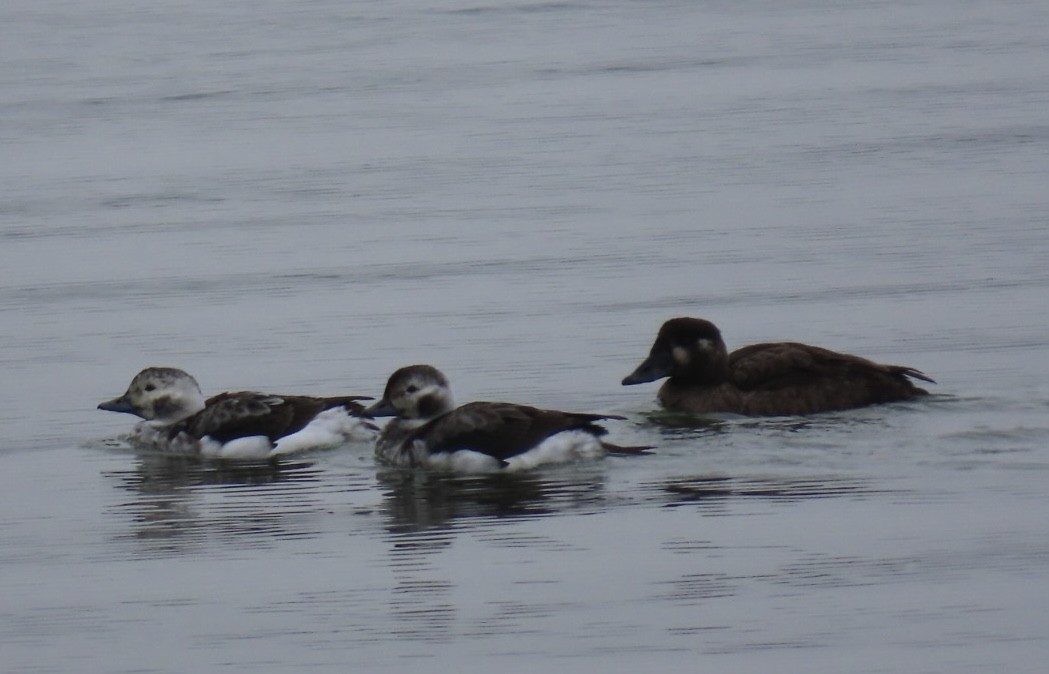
[3,0,1049,671]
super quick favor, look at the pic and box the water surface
[3,0,1049,671]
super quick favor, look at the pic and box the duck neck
[674,354,731,386]
[153,393,205,425]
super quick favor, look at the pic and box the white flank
[502,430,605,472]
[201,435,272,460]
[420,430,606,473]
[426,450,504,473]
[270,407,376,457]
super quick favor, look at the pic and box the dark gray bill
[363,398,397,418]
[621,351,673,385]
[97,396,136,415]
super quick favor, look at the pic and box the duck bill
[622,351,673,386]
[97,395,137,415]
[363,397,397,418]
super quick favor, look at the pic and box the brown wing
[417,402,620,462]
[728,342,929,390]
[178,393,302,443]
[184,392,373,443]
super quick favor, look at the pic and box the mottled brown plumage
[98,367,375,458]
[411,401,623,463]
[182,392,372,444]
[623,317,934,416]
[366,364,648,471]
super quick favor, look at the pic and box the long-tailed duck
[622,317,934,416]
[364,364,649,472]
[98,367,377,459]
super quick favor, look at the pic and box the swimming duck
[365,364,649,472]
[98,367,377,459]
[622,317,934,416]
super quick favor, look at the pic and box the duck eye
[405,385,419,394]
[144,384,156,392]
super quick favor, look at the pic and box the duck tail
[601,442,655,455]
[321,395,375,416]
[892,366,936,384]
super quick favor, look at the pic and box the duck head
[98,367,207,424]
[365,364,456,421]
[622,317,730,386]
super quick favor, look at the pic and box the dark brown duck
[622,317,934,416]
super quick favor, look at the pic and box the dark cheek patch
[417,395,443,419]
[152,396,176,418]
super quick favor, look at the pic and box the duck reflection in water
[377,466,609,533]
[102,452,327,550]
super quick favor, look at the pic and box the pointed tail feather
[602,442,655,455]
[321,395,375,416]
[892,366,936,384]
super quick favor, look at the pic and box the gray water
[3,0,1049,671]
